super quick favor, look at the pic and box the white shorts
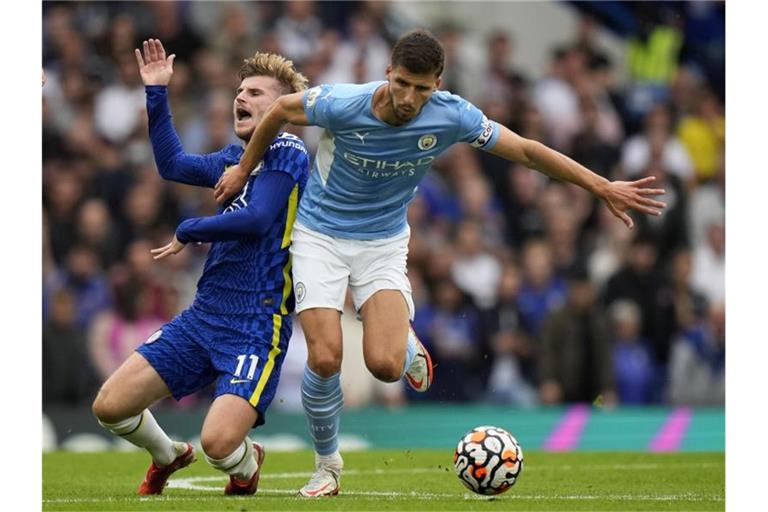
[290,222,415,320]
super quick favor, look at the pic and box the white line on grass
[42,490,725,505]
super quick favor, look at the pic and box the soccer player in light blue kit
[92,40,309,496]
[216,30,667,497]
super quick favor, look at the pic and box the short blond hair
[238,52,308,94]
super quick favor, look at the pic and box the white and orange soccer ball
[453,425,524,495]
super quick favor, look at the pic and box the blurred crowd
[42,1,725,410]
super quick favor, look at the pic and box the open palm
[134,38,176,86]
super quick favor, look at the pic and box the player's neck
[372,84,405,127]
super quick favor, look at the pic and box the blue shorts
[136,307,291,427]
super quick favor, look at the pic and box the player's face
[386,65,441,123]
[233,75,284,141]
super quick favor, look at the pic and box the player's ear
[385,65,392,80]
[434,76,442,91]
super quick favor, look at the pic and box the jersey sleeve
[456,98,501,151]
[145,85,230,187]
[302,84,337,129]
[261,134,310,182]
[175,171,297,243]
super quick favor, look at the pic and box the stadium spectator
[603,232,663,347]
[456,172,506,251]
[93,52,145,144]
[676,87,725,183]
[76,198,122,269]
[587,206,635,291]
[654,248,708,368]
[633,160,689,263]
[538,265,615,406]
[501,166,545,248]
[620,103,694,185]
[531,46,584,152]
[484,262,538,406]
[480,30,528,108]
[427,279,483,402]
[274,0,323,66]
[43,288,100,405]
[624,4,683,124]
[517,238,567,338]
[687,163,725,248]
[319,10,390,84]
[87,271,165,381]
[609,300,655,404]
[44,245,111,329]
[690,220,725,307]
[569,93,621,178]
[450,220,503,310]
[667,302,725,406]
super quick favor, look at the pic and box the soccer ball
[453,425,524,495]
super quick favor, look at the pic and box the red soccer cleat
[137,442,196,495]
[224,442,266,495]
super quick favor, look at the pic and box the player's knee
[365,356,402,383]
[308,351,342,377]
[92,386,122,424]
[201,428,243,461]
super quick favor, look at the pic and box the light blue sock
[301,366,343,456]
[399,329,418,379]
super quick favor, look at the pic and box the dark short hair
[391,29,445,77]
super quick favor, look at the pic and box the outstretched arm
[152,171,297,259]
[488,125,666,229]
[137,39,225,188]
[214,92,310,203]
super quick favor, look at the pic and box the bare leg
[359,290,410,382]
[201,394,264,492]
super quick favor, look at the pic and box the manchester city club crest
[418,134,437,151]
[295,282,306,303]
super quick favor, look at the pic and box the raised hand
[150,235,186,260]
[213,164,249,205]
[601,176,667,229]
[134,38,176,86]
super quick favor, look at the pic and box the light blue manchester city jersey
[299,81,501,239]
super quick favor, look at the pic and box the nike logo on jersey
[353,132,369,144]
[230,378,251,384]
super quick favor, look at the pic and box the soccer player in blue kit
[91,39,309,496]
[216,30,668,497]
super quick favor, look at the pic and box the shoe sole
[224,442,266,495]
[298,471,341,498]
[138,443,196,495]
[298,485,340,498]
[406,334,434,392]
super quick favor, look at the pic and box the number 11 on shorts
[234,354,259,380]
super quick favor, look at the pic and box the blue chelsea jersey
[193,133,309,317]
[299,81,501,240]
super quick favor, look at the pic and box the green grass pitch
[43,450,724,511]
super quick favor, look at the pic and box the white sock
[98,410,181,466]
[205,438,257,481]
[316,450,343,469]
